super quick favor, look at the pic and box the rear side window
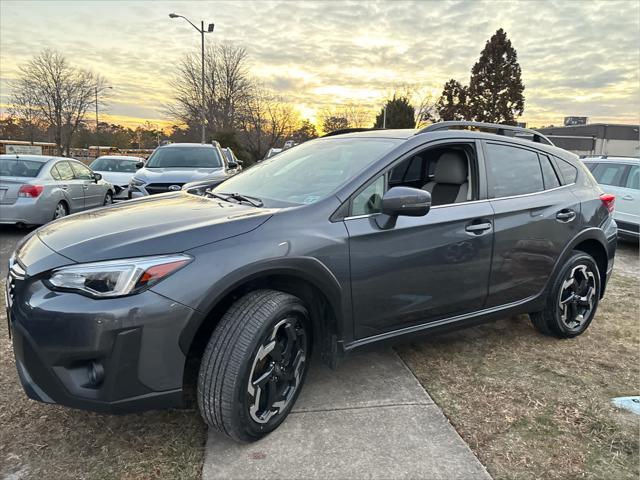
[539,154,561,189]
[54,161,75,181]
[555,158,579,184]
[50,165,61,180]
[624,165,639,190]
[485,143,543,198]
[590,163,627,186]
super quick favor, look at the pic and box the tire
[197,289,311,442]
[530,251,601,338]
[103,191,113,205]
[53,201,68,220]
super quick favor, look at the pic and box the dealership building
[536,123,639,157]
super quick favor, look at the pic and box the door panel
[70,162,102,209]
[486,188,581,307]
[346,201,494,339]
[53,162,84,212]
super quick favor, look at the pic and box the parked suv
[128,142,237,197]
[6,122,617,442]
[581,156,638,239]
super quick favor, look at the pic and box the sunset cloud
[1,0,638,128]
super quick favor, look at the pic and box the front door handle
[622,195,634,201]
[465,222,492,234]
[556,209,576,222]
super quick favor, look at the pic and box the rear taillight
[600,193,615,213]
[18,185,44,198]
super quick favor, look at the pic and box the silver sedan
[0,154,114,226]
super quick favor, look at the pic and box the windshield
[0,158,45,178]
[145,147,222,168]
[213,137,401,205]
[90,157,139,172]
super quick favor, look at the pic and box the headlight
[47,254,192,298]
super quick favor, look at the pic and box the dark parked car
[6,122,617,442]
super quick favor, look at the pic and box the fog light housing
[88,361,105,386]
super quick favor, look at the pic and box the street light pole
[170,13,214,144]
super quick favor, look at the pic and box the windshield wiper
[212,192,263,207]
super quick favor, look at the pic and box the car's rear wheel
[103,192,113,205]
[53,201,68,220]
[197,289,311,442]
[530,251,601,338]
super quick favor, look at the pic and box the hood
[96,171,134,186]
[37,192,275,263]
[134,167,226,184]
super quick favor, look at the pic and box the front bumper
[7,272,204,413]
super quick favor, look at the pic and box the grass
[398,271,640,480]
[0,278,207,480]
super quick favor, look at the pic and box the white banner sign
[6,144,43,155]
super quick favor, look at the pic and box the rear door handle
[465,222,492,234]
[622,195,634,201]
[60,184,69,190]
[556,209,576,222]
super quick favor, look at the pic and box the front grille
[145,183,185,195]
[6,259,26,306]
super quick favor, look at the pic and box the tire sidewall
[550,252,601,337]
[232,299,311,440]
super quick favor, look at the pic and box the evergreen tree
[468,28,524,124]
[435,79,470,121]
[373,95,415,129]
[322,116,349,134]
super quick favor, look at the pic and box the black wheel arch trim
[179,256,348,365]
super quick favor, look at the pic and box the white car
[583,156,639,238]
[89,155,144,199]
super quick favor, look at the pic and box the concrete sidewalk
[203,350,491,480]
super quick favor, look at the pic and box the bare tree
[168,43,252,137]
[317,103,374,133]
[237,87,298,161]
[11,50,105,155]
[412,90,438,128]
[9,87,47,143]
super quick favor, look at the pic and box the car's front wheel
[530,251,601,338]
[197,290,311,442]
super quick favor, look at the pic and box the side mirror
[92,172,102,182]
[136,161,145,169]
[228,161,238,169]
[376,187,431,229]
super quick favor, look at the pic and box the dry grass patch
[398,273,639,480]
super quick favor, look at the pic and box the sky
[1,0,639,130]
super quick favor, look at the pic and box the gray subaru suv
[6,122,617,442]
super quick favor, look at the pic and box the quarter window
[50,165,62,181]
[556,158,579,184]
[590,163,627,187]
[485,143,543,198]
[351,175,385,216]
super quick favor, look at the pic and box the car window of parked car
[624,165,639,190]
[145,147,223,168]
[539,154,561,189]
[70,162,93,180]
[90,157,138,172]
[590,163,627,187]
[50,165,61,180]
[53,161,75,181]
[0,158,44,178]
[555,158,579,184]
[351,174,386,216]
[213,138,401,206]
[485,143,544,198]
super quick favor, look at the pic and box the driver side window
[351,175,385,216]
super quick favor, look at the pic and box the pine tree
[436,79,470,121]
[373,95,415,129]
[468,28,524,124]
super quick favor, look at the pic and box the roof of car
[0,154,62,163]
[581,156,639,164]
[323,129,417,140]
[94,155,143,161]
[158,143,218,148]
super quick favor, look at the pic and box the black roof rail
[416,121,554,146]
[322,127,380,137]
